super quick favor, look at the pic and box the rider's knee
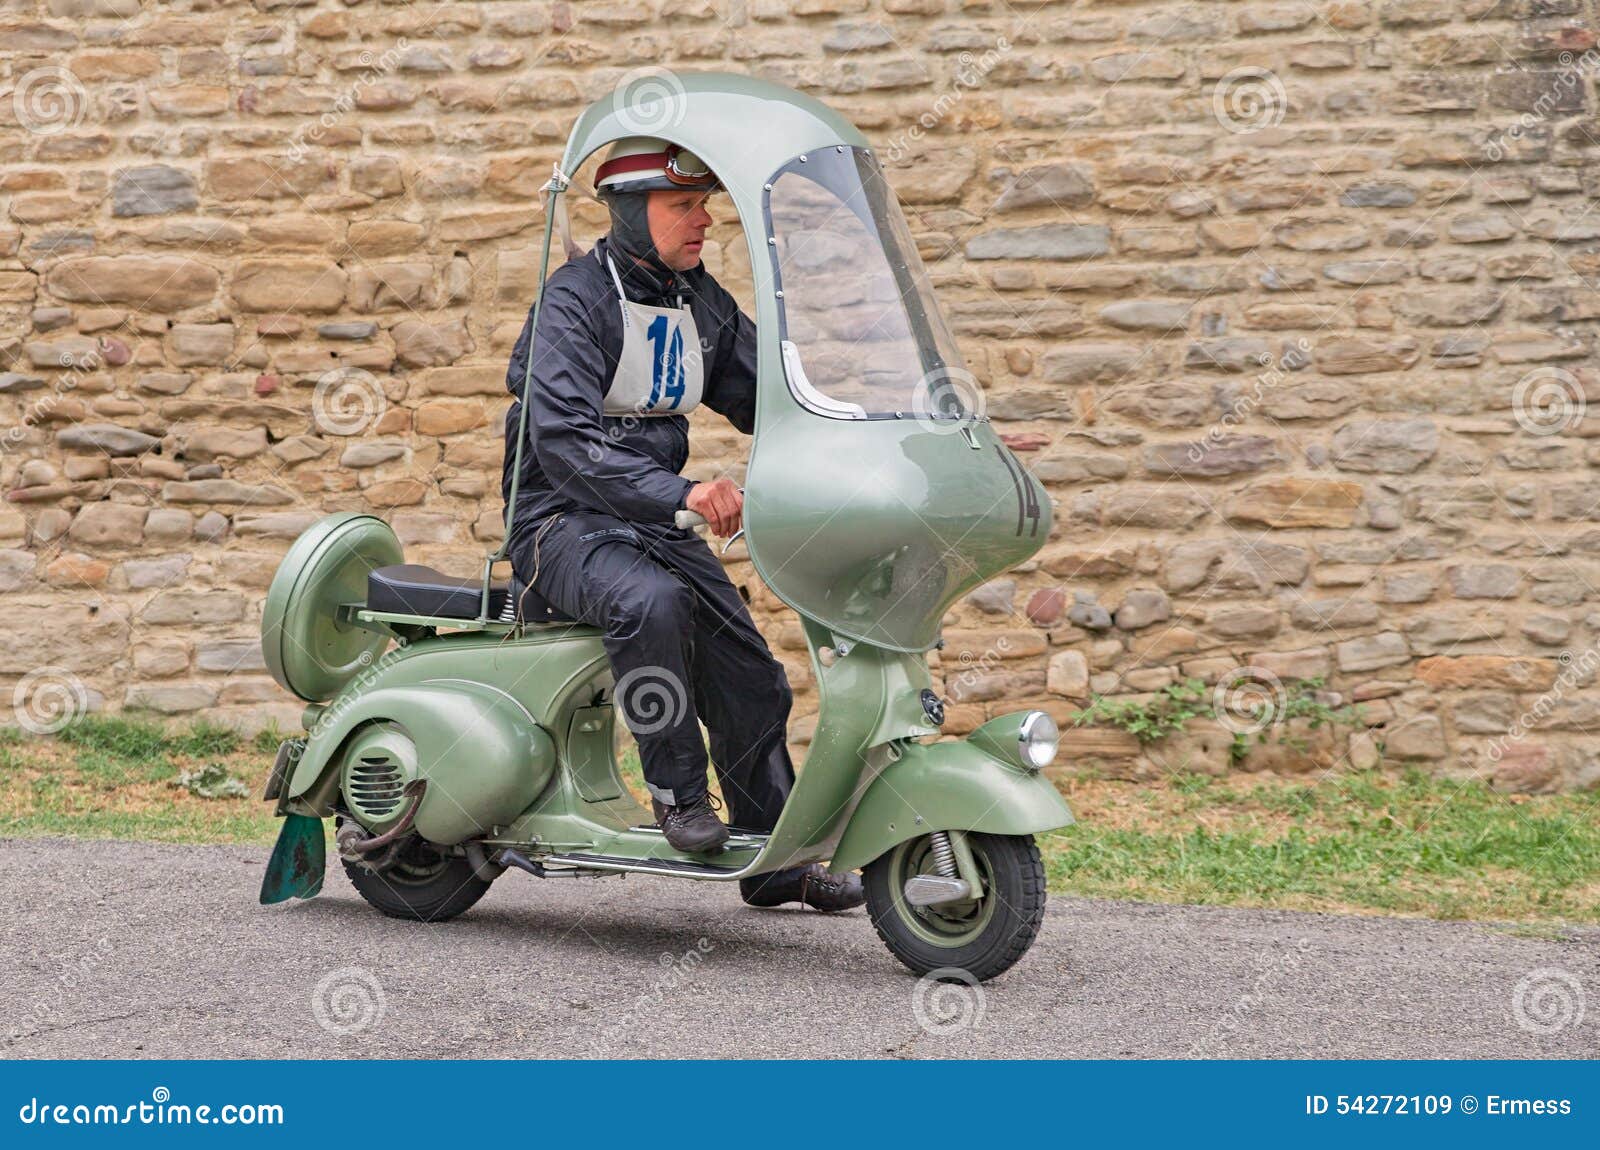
[607,570,694,639]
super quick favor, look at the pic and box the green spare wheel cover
[261,513,402,702]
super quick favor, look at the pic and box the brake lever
[721,529,745,556]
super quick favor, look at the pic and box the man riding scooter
[501,137,863,913]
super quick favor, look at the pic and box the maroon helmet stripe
[595,151,672,184]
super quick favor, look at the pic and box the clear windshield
[765,147,971,419]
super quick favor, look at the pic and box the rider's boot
[652,793,730,854]
[740,863,864,911]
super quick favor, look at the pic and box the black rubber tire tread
[864,832,1046,982]
[341,842,492,923]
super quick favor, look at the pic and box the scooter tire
[340,834,492,923]
[864,831,1046,983]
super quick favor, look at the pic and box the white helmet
[595,136,720,197]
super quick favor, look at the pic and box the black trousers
[509,510,796,833]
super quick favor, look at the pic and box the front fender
[829,738,1074,873]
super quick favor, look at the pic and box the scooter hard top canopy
[560,72,869,215]
[552,73,1052,654]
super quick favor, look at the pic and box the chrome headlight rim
[1017,710,1058,771]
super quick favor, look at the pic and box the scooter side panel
[827,740,1075,873]
[284,628,608,805]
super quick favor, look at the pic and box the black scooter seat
[366,564,575,624]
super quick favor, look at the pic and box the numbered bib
[602,254,705,417]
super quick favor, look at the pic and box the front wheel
[864,832,1046,982]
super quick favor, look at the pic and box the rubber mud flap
[259,814,326,905]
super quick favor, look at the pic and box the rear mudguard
[258,813,326,904]
[283,682,555,845]
[829,739,1074,873]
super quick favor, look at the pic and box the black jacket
[501,235,758,546]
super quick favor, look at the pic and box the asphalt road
[2,838,1595,1059]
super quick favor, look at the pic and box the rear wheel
[340,831,492,922]
[864,832,1046,982]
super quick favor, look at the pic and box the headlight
[1018,711,1058,770]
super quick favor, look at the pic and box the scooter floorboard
[546,851,750,877]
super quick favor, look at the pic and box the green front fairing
[745,414,1049,653]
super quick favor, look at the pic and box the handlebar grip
[674,509,707,529]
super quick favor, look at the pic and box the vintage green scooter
[258,73,1071,981]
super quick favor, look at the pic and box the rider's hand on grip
[684,477,742,537]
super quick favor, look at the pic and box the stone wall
[2,0,1598,790]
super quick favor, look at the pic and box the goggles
[596,145,719,191]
